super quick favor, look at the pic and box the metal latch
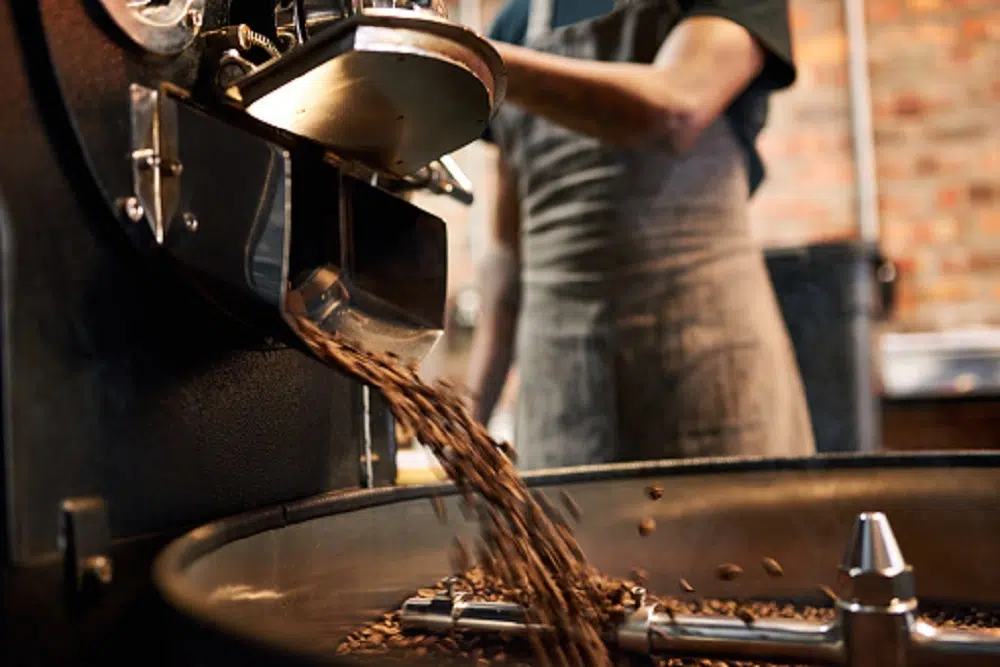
[58,497,113,600]
[128,83,182,244]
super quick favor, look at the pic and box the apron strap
[526,0,554,42]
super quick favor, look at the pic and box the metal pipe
[908,621,1000,667]
[843,0,883,453]
[843,0,880,244]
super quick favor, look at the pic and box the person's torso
[489,0,772,196]
[491,0,756,294]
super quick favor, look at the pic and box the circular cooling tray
[154,453,1000,665]
[235,9,506,177]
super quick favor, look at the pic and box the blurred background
[399,0,1000,481]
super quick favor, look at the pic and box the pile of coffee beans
[295,318,610,667]
[337,566,1000,666]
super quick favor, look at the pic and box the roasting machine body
[1,0,501,664]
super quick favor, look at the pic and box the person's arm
[490,15,766,152]
[464,152,521,425]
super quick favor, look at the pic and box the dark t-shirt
[482,0,796,195]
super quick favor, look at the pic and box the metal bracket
[129,84,182,244]
[58,497,113,600]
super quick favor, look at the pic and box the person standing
[465,0,816,469]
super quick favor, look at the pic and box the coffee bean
[645,483,664,500]
[499,440,518,463]
[736,607,755,626]
[430,495,448,523]
[459,492,478,521]
[630,567,647,584]
[761,557,783,578]
[638,518,656,536]
[558,490,582,522]
[450,537,472,574]
[716,563,744,581]
[679,578,695,593]
[819,584,839,603]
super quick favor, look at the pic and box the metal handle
[436,155,475,204]
[633,611,841,664]
[397,155,475,205]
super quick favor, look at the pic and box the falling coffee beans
[558,490,582,522]
[459,492,478,521]
[498,440,518,464]
[679,578,696,593]
[292,317,610,667]
[430,495,447,524]
[645,483,664,500]
[450,537,472,574]
[716,563,744,581]
[638,518,656,536]
[761,556,784,578]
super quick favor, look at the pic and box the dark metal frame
[0,2,392,664]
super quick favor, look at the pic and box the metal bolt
[167,161,183,177]
[121,197,144,223]
[183,8,203,30]
[183,213,199,232]
[631,586,647,609]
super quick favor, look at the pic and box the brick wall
[751,0,857,247]
[865,0,1000,330]
[755,0,1000,332]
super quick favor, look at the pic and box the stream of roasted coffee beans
[294,318,611,667]
[295,319,999,666]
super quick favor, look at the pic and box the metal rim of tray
[152,452,1000,664]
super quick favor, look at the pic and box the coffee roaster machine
[1,0,498,664]
[4,2,1000,667]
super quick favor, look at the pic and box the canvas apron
[491,0,816,470]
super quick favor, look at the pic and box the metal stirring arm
[401,596,842,664]
[397,513,1000,667]
[624,607,842,665]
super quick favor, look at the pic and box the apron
[491,0,816,470]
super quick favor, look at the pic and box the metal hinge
[58,497,113,601]
[128,84,182,244]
